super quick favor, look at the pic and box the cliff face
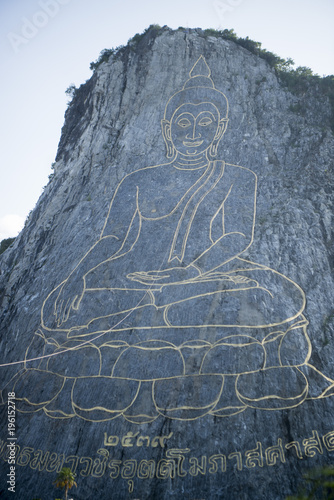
[0,27,334,499]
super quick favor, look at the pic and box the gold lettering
[5,426,333,484]
[208,454,226,473]
[108,459,121,478]
[265,439,285,466]
[104,433,119,447]
[228,452,242,471]
[121,459,137,479]
[103,432,173,448]
[156,459,176,479]
[30,449,50,471]
[79,456,93,477]
[151,436,160,447]
[322,430,334,452]
[64,455,80,474]
[137,459,156,479]
[159,432,174,448]
[136,435,150,447]
[303,430,323,457]
[17,447,33,468]
[189,456,207,476]
[285,441,303,459]
[166,448,190,477]
[245,442,263,468]
[121,432,139,447]
[46,452,65,473]
[91,448,109,478]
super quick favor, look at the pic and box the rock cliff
[0,26,334,499]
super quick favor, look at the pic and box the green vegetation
[202,28,293,70]
[89,48,117,71]
[53,467,77,500]
[287,466,334,499]
[204,28,290,68]
[130,23,161,45]
[203,28,334,131]
[65,84,77,99]
[90,24,163,71]
[48,162,56,182]
[0,237,15,255]
[89,24,161,71]
[85,26,333,132]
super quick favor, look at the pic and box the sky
[1,0,333,241]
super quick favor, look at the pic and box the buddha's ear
[210,118,229,157]
[161,119,174,158]
[161,119,171,140]
[215,118,229,140]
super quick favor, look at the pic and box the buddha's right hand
[54,274,85,327]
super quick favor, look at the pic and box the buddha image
[4,56,334,423]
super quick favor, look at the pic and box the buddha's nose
[186,122,201,139]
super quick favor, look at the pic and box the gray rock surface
[0,26,334,499]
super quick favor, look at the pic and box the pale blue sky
[1,0,333,240]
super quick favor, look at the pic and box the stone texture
[0,26,334,499]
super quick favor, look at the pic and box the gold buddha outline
[3,56,334,424]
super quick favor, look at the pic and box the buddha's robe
[40,160,305,341]
[9,161,318,420]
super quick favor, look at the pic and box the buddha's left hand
[128,265,200,285]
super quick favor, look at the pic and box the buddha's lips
[183,140,203,147]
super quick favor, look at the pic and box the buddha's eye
[198,117,213,127]
[177,118,191,128]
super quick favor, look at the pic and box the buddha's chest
[138,187,189,219]
[137,169,216,219]
[136,179,227,264]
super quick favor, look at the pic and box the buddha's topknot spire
[183,55,215,90]
[189,55,211,78]
[164,54,229,121]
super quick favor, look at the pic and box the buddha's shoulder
[121,162,177,185]
[224,162,257,182]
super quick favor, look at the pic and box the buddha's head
[162,56,229,160]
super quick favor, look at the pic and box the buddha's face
[170,102,221,156]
